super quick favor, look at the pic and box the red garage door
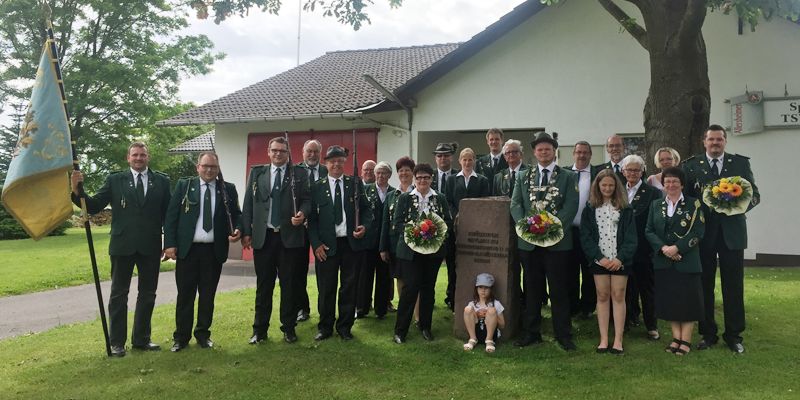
[242,128,378,260]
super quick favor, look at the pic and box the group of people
[70,123,758,357]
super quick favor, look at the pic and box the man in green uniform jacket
[510,132,579,351]
[682,124,760,354]
[71,142,170,357]
[163,152,242,351]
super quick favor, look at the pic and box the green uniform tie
[334,178,343,225]
[203,183,212,232]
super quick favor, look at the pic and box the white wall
[406,1,800,258]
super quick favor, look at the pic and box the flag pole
[44,9,112,357]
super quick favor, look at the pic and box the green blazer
[379,187,411,254]
[241,163,311,249]
[163,177,242,263]
[72,169,170,256]
[475,153,507,181]
[445,173,490,216]
[431,168,459,196]
[682,153,760,250]
[628,182,662,262]
[363,183,394,250]
[510,165,579,252]
[309,175,373,256]
[593,161,625,181]
[492,164,529,197]
[390,191,453,261]
[298,162,328,187]
[579,205,637,268]
[645,196,705,273]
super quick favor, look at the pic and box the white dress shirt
[131,167,149,196]
[666,193,685,217]
[437,169,449,192]
[706,152,725,175]
[626,179,642,205]
[456,170,478,188]
[537,161,558,186]
[193,179,216,243]
[328,176,348,237]
[572,164,592,227]
[410,188,438,214]
[377,184,389,203]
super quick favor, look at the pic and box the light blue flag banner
[1,39,73,240]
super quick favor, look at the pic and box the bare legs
[594,274,628,351]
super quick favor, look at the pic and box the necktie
[711,159,720,177]
[440,172,446,192]
[136,173,145,204]
[271,168,282,227]
[311,167,317,182]
[541,168,549,186]
[492,157,498,169]
[510,170,516,196]
[203,183,212,232]
[614,164,621,174]
[334,178,343,225]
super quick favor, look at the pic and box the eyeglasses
[504,150,521,155]
[415,176,432,181]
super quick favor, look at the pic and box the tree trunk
[639,1,709,172]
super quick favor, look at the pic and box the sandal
[665,338,681,353]
[485,340,496,353]
[463,338,478,351]
[674,340,691,356]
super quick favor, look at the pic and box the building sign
[729,91,800,135]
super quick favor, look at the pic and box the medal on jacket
[121,197,126,208]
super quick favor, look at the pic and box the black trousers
[356,248,391,317]
[568,227,596,315]
[395,254,442,337]
[108,252,160,347]
[699,227,746,344]
[626,258,657,331]
[252,231,300,335]
[294,239,312,315]
[519,248,572,341]
[444,235,457,308]
[316,237,360,335]
[173,243,222,344]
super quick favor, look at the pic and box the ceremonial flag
[1,38,73,240]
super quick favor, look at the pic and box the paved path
[0,261,259,341]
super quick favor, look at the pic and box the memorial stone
[453,197,520,339]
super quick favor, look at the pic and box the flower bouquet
[404,212,448,254]
[515,209,564,247]
[702,176,753,216]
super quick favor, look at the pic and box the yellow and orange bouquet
[702,176,753,216]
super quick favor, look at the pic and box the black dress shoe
[296,310,310,322]
[109,345,126,357]
[376,314,386,320]
[132,342,161,351]
[170,342,188,352]
[387,303,397,313]
[596,347,609,354]
[514,335,543,347]
[248,334,266,345]
[609,347,624,355]
[393,334,405,344]
[557,339,577,351]
[339,331,354,341]
[314,331,332,341]
[727,342,745,354]
[283,330,298,344]
[696,338,717,350]
[197,338,214,349]
[420,329,434,341]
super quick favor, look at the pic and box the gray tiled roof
[160,43,460,126]
[168,130,215,153]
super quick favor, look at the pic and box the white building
[162,0,800,264]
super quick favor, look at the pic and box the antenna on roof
[296,0,301,66]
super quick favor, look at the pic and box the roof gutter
[155,112,364,127]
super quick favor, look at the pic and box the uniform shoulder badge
[151,169,170,178]
[732,153,750,160]
[689,237,699,247]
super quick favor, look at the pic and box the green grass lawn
[1,267,798,399]
[0,227,174,296]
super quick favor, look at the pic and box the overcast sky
[178,0,518,105]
